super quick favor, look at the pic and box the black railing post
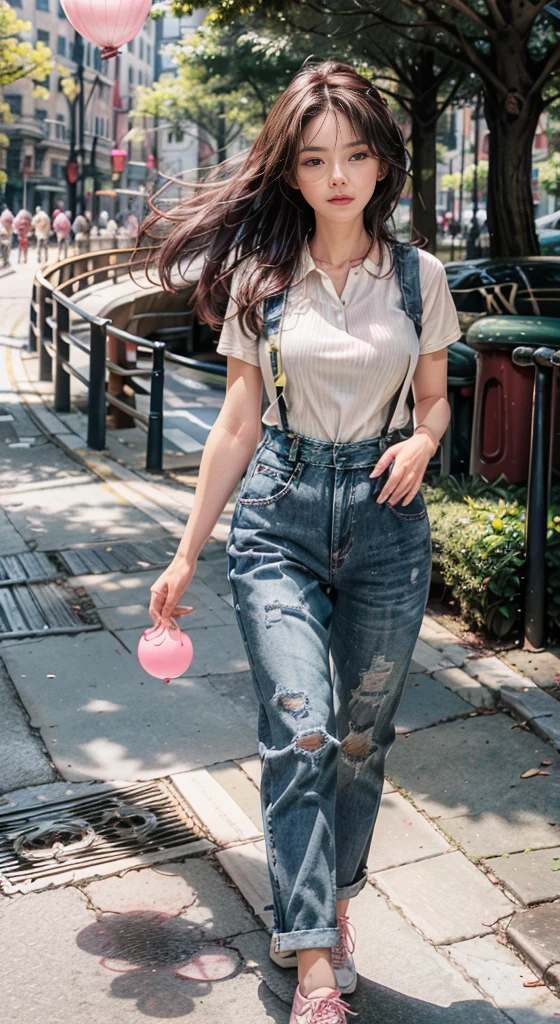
[54,297,71,413]
[146,342,165,473]
[512,345,557,651]
[28,281,37,353]
[38,284,53,382]
[88,320,107,450]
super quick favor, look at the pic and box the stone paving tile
[482,847,560,905]
[434,666,495,709]
[0,660,56,793]
[217,840,274,928]
[395,672,473,733]
[117,622,250,677]
[86,857,261,939]
[207,761,263,831]
[205,670,259,730]
[2,478,167,551]
[0,885,285,1024]
[347,883,509,1024]
[1,631,257,781]
[507,902,560,988]
[367,790,451,872]
[436,810,560,860]
[412,638,453,672]
[385,714,560,856]
[370,850,515,944]
[444,934,560,1023]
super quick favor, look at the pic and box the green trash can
[466,315,560,484]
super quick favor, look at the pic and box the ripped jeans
[226,423,432,953]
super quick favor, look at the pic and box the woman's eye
[350,151,369,161]
[302,158,322,167]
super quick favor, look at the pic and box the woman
[143,60,460,1024]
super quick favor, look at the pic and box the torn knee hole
[296,732,326,752]
[341,726,377,760]
[274,686,310,719]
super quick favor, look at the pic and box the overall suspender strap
[262,242,423,442]
[263,290,290,432]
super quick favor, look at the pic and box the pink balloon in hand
[61,0,152,60]
[137,621,194,684]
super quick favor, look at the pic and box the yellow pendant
[275,372,287,387]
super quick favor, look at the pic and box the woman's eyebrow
[299,139,368,153]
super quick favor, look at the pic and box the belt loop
[287,433,300,463]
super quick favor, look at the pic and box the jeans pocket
[238,456,303,507]
[388,490,428,521]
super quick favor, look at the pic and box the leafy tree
[130,58,261,165]
[441,158,489,195]
[0,0,52,191]
[166,0,560,256]
[537,153,560,205]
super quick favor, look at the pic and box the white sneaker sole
[269,934,298,969]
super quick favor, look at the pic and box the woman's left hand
[370,432,437,506]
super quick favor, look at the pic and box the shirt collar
[299,237,384,280]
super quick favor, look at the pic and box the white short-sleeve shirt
[216,241,461,444]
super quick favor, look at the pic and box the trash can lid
[466,315,560,351]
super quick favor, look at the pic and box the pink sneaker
[289,985,357,1023]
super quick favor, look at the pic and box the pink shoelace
[309,993,357,1023]
[331,915,356,969]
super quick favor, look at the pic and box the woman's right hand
[149,556,197,629]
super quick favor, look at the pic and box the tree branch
[484,0,506,30]
[528,42,560,100]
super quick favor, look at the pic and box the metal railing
[45,287,166,472]
[511,345,559,650]
[28,248,227,472]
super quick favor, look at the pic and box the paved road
[1,337,559,1023]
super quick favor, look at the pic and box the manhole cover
[0,780,211,894]
[0,580,101,639]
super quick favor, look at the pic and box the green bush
[423,475,560,641]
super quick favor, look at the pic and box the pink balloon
[137,623,194,684]
[61,0,152,59]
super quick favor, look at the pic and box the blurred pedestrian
[72,211,90,254]
[52,209,72,260]
[32,206,51,263]
[13,209,32,263]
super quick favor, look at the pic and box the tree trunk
[409,52,439,254]
[410,111,437,253]
[485,93,542,257]
[484,27,543,257]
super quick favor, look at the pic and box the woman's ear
[377,161,389,182]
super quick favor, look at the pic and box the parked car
[537,228,560,256]
[536,210,560,231]
[444,256,560,333]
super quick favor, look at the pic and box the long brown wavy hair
[136,59,408,337]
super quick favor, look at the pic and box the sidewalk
[1,335,560,1023]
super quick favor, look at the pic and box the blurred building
[152,9,206,178]
[2,0,116,214]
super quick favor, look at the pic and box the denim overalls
[226,243,433,953]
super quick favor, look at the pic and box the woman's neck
[308,218,376,269]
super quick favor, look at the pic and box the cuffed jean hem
[336,870,368,901]
[273,927,341,953]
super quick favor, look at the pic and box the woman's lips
[328,197,353,205]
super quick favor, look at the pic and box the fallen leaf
[46,674,56,679]
[538,771,550,776]
[541,760,552,766]
[523,979,545,988]
[520,768,541,778]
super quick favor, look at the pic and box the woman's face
[293,110,386,220]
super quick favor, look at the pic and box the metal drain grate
[0,551,59,587]
[0,580,101,639]
[0,780,212,894]
[55,539,178,576]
